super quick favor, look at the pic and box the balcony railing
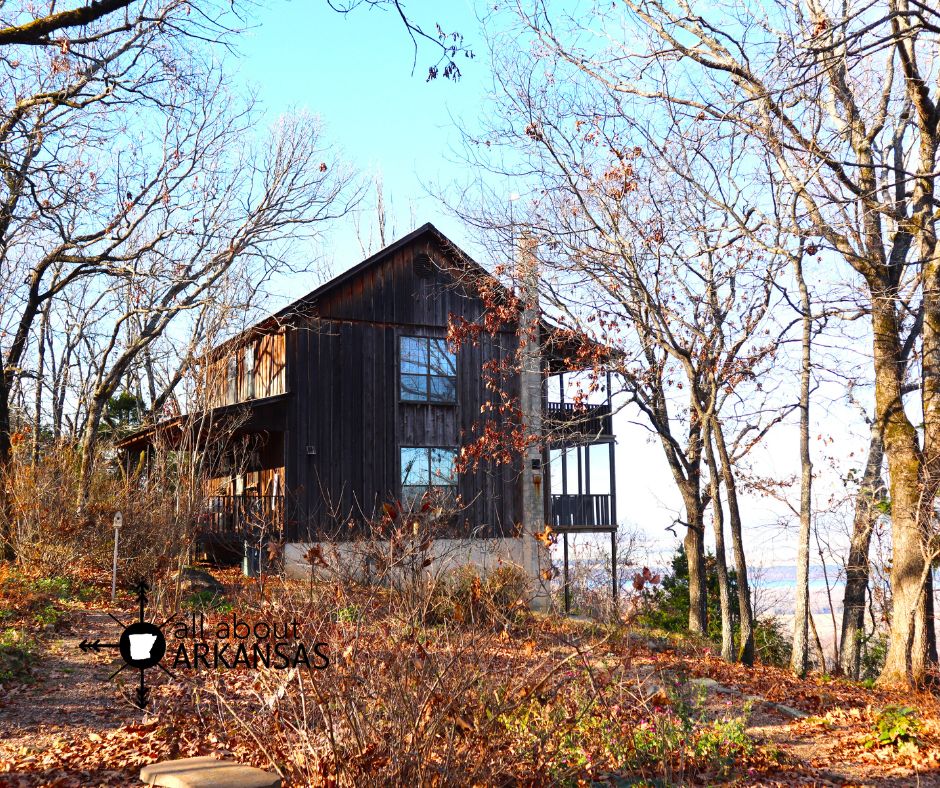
[200,495,284,536]
[545,401,613,442]
[550,493,613,531]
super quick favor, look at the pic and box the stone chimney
[517,233,551,609]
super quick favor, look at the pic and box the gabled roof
[210,221,614,366]
[273,222,474,317]
[208,222,487,359]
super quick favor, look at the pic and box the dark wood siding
[284,235,522,540]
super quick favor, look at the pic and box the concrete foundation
[284,537,550,608]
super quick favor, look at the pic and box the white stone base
[284,537,551,610]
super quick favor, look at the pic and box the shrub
[860,632,888,680]
[638,545,740,643]
[184,589,233,613]
[5,442,198,582]
[549,528,645,621]
[872,705,921,748]
[639,546,792,666]
[0,628,37,684]
[430,563,529,626]
[334,604,361,623]
[753,616,791,667]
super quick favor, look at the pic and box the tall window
[226,356,237,404]
[244,344,255,400]
[400,447,457,502]
[400,336,456,402]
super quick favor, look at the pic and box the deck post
[611,529,618,610]
[607,370,618,611]
[563,531,570,614]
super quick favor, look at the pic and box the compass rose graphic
[78,580,173,709]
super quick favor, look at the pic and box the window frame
[399,335,457,404]
[399,445,458,503]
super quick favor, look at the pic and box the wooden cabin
[118,224,617,585]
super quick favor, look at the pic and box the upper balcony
[550,493,614,532]
[544,401,613,445]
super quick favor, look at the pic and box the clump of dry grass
[5,442,198,581]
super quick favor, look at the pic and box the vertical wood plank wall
[284,237,523,541]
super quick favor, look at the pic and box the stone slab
[140,756,280,788]
[770,702,808,719]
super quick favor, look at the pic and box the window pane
[429,376,456,402]
[429,338,456,376]
[401,485,426,505]
[401,336,429,374]
[244,346,255,399]
[226,357,237,403]
[400,374,427,401]
[429,448,456,486]
[401,447,430,487]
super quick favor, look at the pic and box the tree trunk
[32,300,51,465]
[810,612,826,673]
[791,252,813,676]
[926,567,938,667]
[874,293,930,686]
[682,488,708,636]
[839,423,884,678]
[77,393,109,513]
[706,427,733,661]
[0,374,13,561]
[713,419,755,665]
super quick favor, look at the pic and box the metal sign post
[111,511,123,602]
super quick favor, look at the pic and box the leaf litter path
[0,607,147,785]
[652,650,940,786]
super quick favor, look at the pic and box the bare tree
[0,0,206,552]
[0,2,360,546]
[0,1,137,47]
[450,48,791,657]
[72,110,357,507]
[840,420,888,678]
[327,0,474,81]
[791,246,815,676]
[705,420,734,661]
[498,0,940,686]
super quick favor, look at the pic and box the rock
[771,702,808,719]
[140,756,280,787]
[647,685,673,706]
[644,637,672,653]
[688,677,721,689]
[689,677,733,694]
[173,567,225,596]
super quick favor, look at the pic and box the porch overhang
[115,393,290,453]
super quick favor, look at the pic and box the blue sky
[238,1,490,274]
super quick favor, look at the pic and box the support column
[608,370,619,610]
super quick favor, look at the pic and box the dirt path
[0,608,148,784]
[4,603,940,786]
